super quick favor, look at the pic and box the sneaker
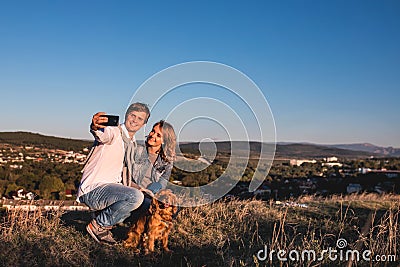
[86,219,117,245]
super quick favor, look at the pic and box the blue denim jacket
[131,144,173,194]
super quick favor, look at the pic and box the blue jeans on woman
[79,183,144,227]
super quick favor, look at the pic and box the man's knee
[128,189,144,211]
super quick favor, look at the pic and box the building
[289,159,317,166]
[359,168,400,178]
[325,156,338,162]
[323,162,343,167]
[1,199,90,211]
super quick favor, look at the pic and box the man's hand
[91,112,108,131]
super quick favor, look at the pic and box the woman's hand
[130,182,141,190]
[130,182,154,197]
[140,188,154,198]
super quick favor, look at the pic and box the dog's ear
[172,205,178,215]
[149,198,158,214]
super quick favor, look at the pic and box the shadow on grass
[60,211,141,241]
[59,211,230,266]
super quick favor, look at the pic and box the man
[77,102,150,244]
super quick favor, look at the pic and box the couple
[77,102,176,244]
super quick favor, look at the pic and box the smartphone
[99,115,119,126]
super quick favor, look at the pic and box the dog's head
[150,189,178,221]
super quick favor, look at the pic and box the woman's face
[147,124,163,148]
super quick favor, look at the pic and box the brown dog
[124,189,178,254]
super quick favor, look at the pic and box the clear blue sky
[1,0,399,147]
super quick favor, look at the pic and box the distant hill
[178,141,274,158]
[326,143,400,157]
[179,141,378,159]
[1,131,397,159]
[274,143,375,159]
[0,132,92,151]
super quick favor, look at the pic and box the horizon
[1,1,399,147]
[1,130,398,149]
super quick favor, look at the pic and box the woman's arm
[146,161,173,194]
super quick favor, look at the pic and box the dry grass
[0,194,399,266]
[0,208,93,266]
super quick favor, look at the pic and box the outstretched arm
[89,112,114,144]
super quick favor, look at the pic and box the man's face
[125,111,147,134]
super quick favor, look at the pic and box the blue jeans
[79,183,144,227]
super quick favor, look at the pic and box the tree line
[1,157,399,199]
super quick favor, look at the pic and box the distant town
[0,143,88,168]
[0,143,89,210]
[0,140,399,211]
[229,156,400,201]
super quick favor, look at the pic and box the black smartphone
[99,115,119,126]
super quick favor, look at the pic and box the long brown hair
[149,120,176,162]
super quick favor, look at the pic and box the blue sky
[1,1,399,147]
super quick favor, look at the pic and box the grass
[0,193,399,266]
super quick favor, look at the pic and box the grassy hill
[0,131,92,151]
[0,193,398,266]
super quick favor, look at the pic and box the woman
[132,120,176,195]
[128,120,176,221]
